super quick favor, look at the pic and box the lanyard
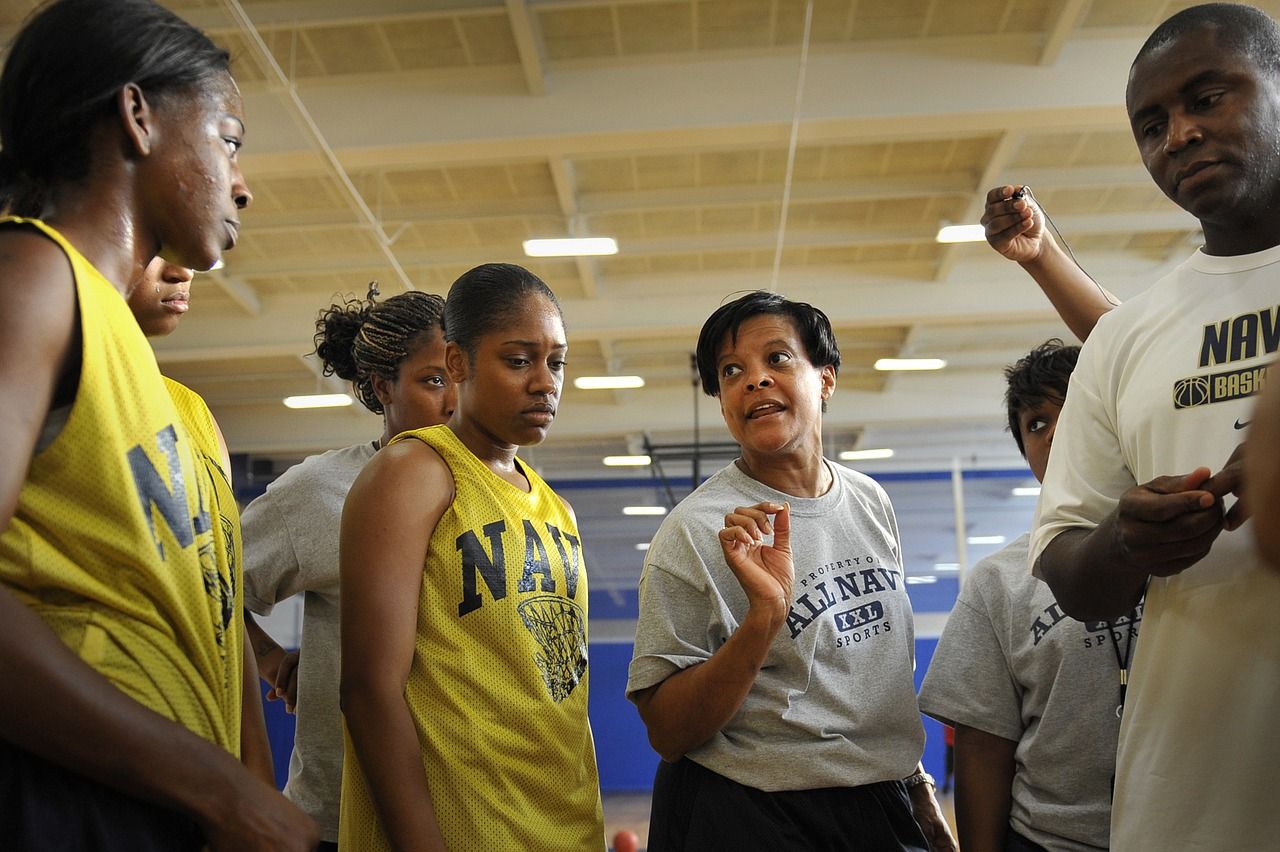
[1107,590,1145,718]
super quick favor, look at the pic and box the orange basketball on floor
[613,829,640,852]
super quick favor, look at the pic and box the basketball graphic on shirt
[1173,375,1210,409]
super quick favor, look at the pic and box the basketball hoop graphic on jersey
[517,595,588,702]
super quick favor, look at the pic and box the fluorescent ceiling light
[283,393,353,409]
[874,358,947,371]
[635,542,651,551]
[906,576,938,585]
[934,562,960,571]
[936,224,985,243]
[967,535,1007,545]
[839,448,895,461]
[574,375,645,390]
[623,506,667,516]
[1013,486,1042,497]
[603,455,652,466]
[523,237,618,257]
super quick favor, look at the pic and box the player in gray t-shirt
[919,340,1141,852]
[628,291,954,852]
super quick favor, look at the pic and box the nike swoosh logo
[1235,419,1252,430]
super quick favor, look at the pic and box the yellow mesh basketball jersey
[340,424,604,852]
[164,377,245,756]
[0,218,238,753]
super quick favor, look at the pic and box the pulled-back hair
[1133,3,1280,74]
[444,263,562,358]
[1004,339,1080,458]
[314,288,446,415]
[0,0,230,215]
[695,291,841,398]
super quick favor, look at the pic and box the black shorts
[0,741,203,852]
[648,757,930,852]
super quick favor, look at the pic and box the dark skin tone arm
[239,627,276,785]
[245,612,299,711]
[0,232,316,851]
[340,439,452,852]
[982,185,1119,343]
[632,503,792,762]
[953,724,1017,852]
[1040,452,1247,621]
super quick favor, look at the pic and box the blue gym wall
[261,616,955,793]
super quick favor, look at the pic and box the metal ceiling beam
[934,129,1024,282]
[221,208,1196,278]
[506,0,548,95]
[219,0,416,291]
[1039,0,1094,66]
[206,270,262,316]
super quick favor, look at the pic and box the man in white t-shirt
[1031,4,1280,849]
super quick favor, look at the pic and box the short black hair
[1004,339,1080,458]
[695,291,840,398]
[314,289,446,415]
[1133,3,1280,74]
[0,0,231,215]
[444,263,562,359]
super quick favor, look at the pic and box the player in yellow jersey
[339,263,606,851]
[0,1,315,850]
[128,258,276,785]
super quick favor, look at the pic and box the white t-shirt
[627,460,924,791]
[242,441,377,843]
[1030,245,1280,851]
[920,534,1137,851]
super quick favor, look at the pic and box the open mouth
[747,401,785,420]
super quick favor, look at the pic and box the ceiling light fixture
[523,237,618,257]
[935,223,986,243]
[603,455,652,466]
[905,576,938,585]
[839,448,895,461]
[574,376,645,390]
[635,542,651,551]
[874,358,947,371]
[967,535,1007,545]
[283,393,354,409]
[623,506,667,516]
[934,562,960,571]
[1013,486,1042,497]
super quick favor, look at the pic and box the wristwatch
[903,771,935,790]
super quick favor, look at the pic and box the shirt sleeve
[241,485,305,615]
[1029,330,1138,575]
[626,520,719,700]
[919,569,1023,743]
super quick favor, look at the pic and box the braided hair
[313,283,446,415]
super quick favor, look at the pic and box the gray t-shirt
[242,441,376,843]
[919,534,1142,852]
[627,460,924,791]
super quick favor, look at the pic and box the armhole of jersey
[14,222,83,455]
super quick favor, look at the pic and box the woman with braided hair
[243,284,454,851]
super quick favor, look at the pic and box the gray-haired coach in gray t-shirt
[627,291,955,852]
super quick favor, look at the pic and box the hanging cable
[769,0,814,291]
